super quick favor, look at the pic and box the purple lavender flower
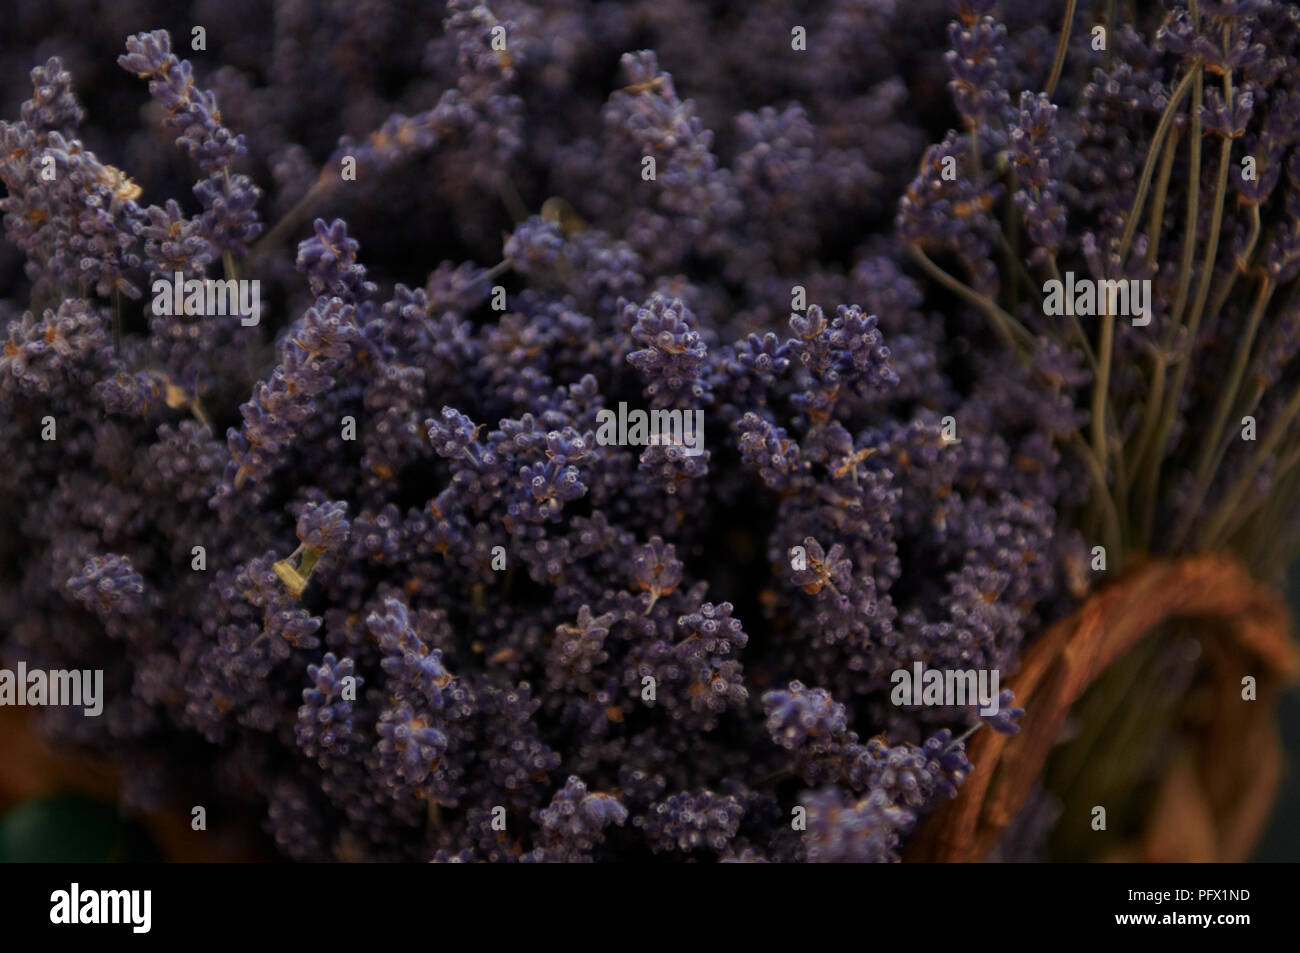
[67,554,146,617]
[118,31,248,173]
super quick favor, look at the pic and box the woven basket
[909,554,1300,862]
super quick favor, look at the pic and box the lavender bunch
[0,0,1297,866]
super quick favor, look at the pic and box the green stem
[1046,0,1078,100]
[1198,379,1300,549]
[1209,442,1300,556]
[1075,435,1123,558]
[1170,74,1205,330]
[908,245,1036,357]
[997,233,1037,307]
[1092,304,1115,481]
[1145,124,1182,268]
[1124,347,1168,508]
[1136,69,1205,548]
[1048,255,1099,372]
[1179,67,1235,344]
[1118,63,1201,262]
[1244,461,1300,577]
[1161,63,1236,538]
[1208,203,1261,319]
[1105,64,1201,544]
[1192,275,1274,490]
[250,179,334,261]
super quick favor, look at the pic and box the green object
[0,795,160,863]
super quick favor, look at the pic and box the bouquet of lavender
[0,0,1296,863]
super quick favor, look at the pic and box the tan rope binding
[908,554,1300,862]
